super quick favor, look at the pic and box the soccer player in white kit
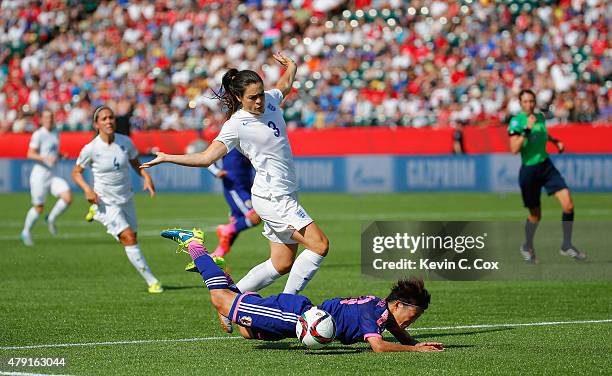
[143,52,329,328]
[21,110,72,246]
[72,105,163,293]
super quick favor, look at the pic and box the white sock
[124,244,158,285]
[23,207,40,233]
[48,199,69,222]
[236,259,281,293]
[283,249,325,294]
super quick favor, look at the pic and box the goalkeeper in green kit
[508,89,586,263]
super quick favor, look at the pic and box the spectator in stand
[1,0,610,131]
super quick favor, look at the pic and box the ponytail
[214,69,263,120]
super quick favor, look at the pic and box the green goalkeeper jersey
[508,112,549,166]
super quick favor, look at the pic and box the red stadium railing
[0,125,611,158]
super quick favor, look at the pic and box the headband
[92,105,111,123]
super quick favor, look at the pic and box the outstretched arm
[366,336,444,353]
[386,322,418,345]
[141,140,228,169]
[273,51,297,99]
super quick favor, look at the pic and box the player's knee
[34,205,44,214]
[563,201,574,213]
[209,292,224,312]
[276,259,294,275]
[528,214,541,222]
[311,235,329,257]
[247,212,261,225]
[119,230,137,245]
[62,195,73,205]
[239,326,254,340]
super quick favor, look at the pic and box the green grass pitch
[1,192,611,375]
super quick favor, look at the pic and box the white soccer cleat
[560,247,587,261]
[218,312,233,333]
[20,231,34,246]
[520,245,538,264]
[45,215,57,236]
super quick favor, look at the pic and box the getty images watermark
[361,221,611,281]
[371,231,499,271]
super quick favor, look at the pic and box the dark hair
[215,69,263,119]
[386,277,431,310]
[519,89,536,101]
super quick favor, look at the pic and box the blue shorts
[519,158,568,208]
[229,292,313,341]
[223,186,253,219]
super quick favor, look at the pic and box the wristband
[521,128,531,137]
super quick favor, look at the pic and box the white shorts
[30,169,70,206]
[252,192,313,244]
[93,198,138,241]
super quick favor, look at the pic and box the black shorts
[519,158,568,209]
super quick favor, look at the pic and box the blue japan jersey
[221,149,254,190]
[319,296,390,344]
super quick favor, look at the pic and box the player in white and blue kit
[21,110,72,246]
[161,231,443,352]
[206,148,261,257]
[72,105,163,293]
[143,53,330,330]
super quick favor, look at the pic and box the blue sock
[561,211,574,250]
[187,242,229,290]
[234,216,252,233]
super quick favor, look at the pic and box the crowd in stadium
[1,0,610,133]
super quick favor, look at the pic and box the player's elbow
[199,154,214,168]
[368,341,386,353]
[367,337,386,353]
[201,158,212,168]
[70,166,81,182]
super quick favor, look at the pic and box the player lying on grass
[161,229,444,353]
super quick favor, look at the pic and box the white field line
[0,372,75,376]
[0,337,240,350]
[409,319,612,331]
[1,319,609,351]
